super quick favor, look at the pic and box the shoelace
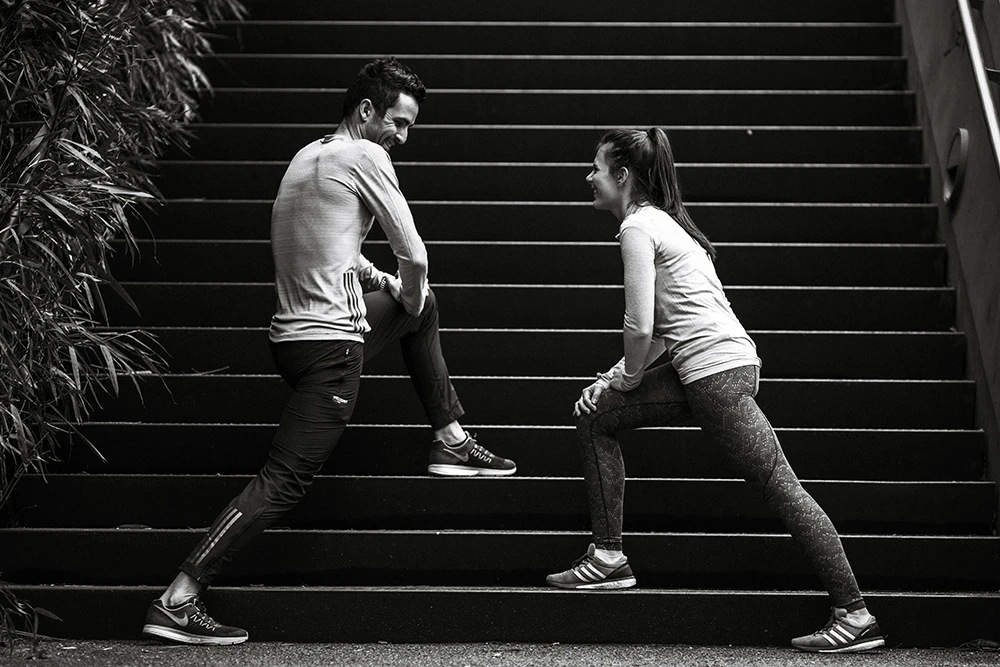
[814,612,860,642]
[571,553,599,571]
[470,443,493,463]
[189,598,221,631]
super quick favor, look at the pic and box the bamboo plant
[0,0,245,652]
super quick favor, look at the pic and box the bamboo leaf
[100,344,118,395]
[10,404,29,462]
[33,607,63,622]
[89,183,155,199]
[67,345,80,391]
[105,274,139,315]
[56,139,110,178]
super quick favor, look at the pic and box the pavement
[5,641,1000,667]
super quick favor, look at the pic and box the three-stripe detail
[822,623,860,646]
[343,271,365,335]
[192,507,244,567]
[572,560,611,583]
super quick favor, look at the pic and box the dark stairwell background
[4,0,999,647]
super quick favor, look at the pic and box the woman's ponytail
[647,127,715,261]
[603,127,716,261]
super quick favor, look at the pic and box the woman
[545,128,885,653]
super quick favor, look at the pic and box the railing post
[957,0,1000,182]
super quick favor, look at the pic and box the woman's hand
[573,381,607,417]
[610,373,641,392]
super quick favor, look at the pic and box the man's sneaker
[427,432,516,477]
[545,543,637,590]
[142,596,248,645]
[791,607,885,653]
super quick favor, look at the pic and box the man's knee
[422,286,438,315]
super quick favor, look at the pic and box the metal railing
[957,0,1000,180]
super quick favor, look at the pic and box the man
[142,57,516,645]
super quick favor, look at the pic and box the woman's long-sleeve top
[601,205,760,389]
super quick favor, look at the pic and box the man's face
[360,93,420,152]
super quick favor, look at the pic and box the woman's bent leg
[575,364,693,550]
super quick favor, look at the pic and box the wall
[896,0,1000,519]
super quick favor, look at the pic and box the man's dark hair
[342,57,427,118]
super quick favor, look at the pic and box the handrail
[957,0,1000,180]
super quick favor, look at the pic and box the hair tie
[646,127,658,143]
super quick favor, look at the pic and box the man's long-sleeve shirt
[269,135,428,343]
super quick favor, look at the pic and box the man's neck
[332,118,365,142]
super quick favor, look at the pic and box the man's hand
[386,274,403,303]
[573,381,607,417]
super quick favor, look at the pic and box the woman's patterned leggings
[576,362,865,610]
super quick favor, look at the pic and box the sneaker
[791,607,885,653]
[427,432,516,477]
[545,543,637,590]
[142,596,248,645]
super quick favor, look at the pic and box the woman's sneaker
[791,607,885,653]
[142,596,248,645]
[546,543,637,590]
[427,432,516,476]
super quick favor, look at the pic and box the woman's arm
[616,226,657,390]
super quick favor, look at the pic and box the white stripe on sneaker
[830,625,856,644]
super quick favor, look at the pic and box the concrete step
[66,424,988,481]
[105,283,957,330]
[11,585,996,647]
[176,125,924,164]
[237,0,896,23]
[201,54,907,91]
[196,90,916,126]
[138,201,939,243]
[86,375,975,429]
[154,161,930,203]
[114,240,946,287]
[121,327,965,379]
[4,529,996,591]
[210,21,902,56]
[12,475,993,534]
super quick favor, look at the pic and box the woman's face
[586,144,622,213]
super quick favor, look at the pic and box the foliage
[0,0,245,650]
[0,582,59,657]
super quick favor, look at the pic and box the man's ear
[358,99,374,121]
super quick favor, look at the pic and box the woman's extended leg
[683,365,863,607]
[684,365,884,652]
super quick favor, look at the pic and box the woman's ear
[617,167,629,185]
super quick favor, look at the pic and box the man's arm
[357,253,392,292]
[356,145,428,315]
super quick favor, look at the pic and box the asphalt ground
[5,641,1000,667]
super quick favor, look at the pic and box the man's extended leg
[363,288,516,476]
[143,340,363,644]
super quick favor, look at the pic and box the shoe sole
[143,624,248,646]
[546,576,637,590]
[818,638,886,653]
[427,464,517,477]
[793,637,886,654]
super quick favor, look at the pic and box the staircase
[5,0,999,647]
